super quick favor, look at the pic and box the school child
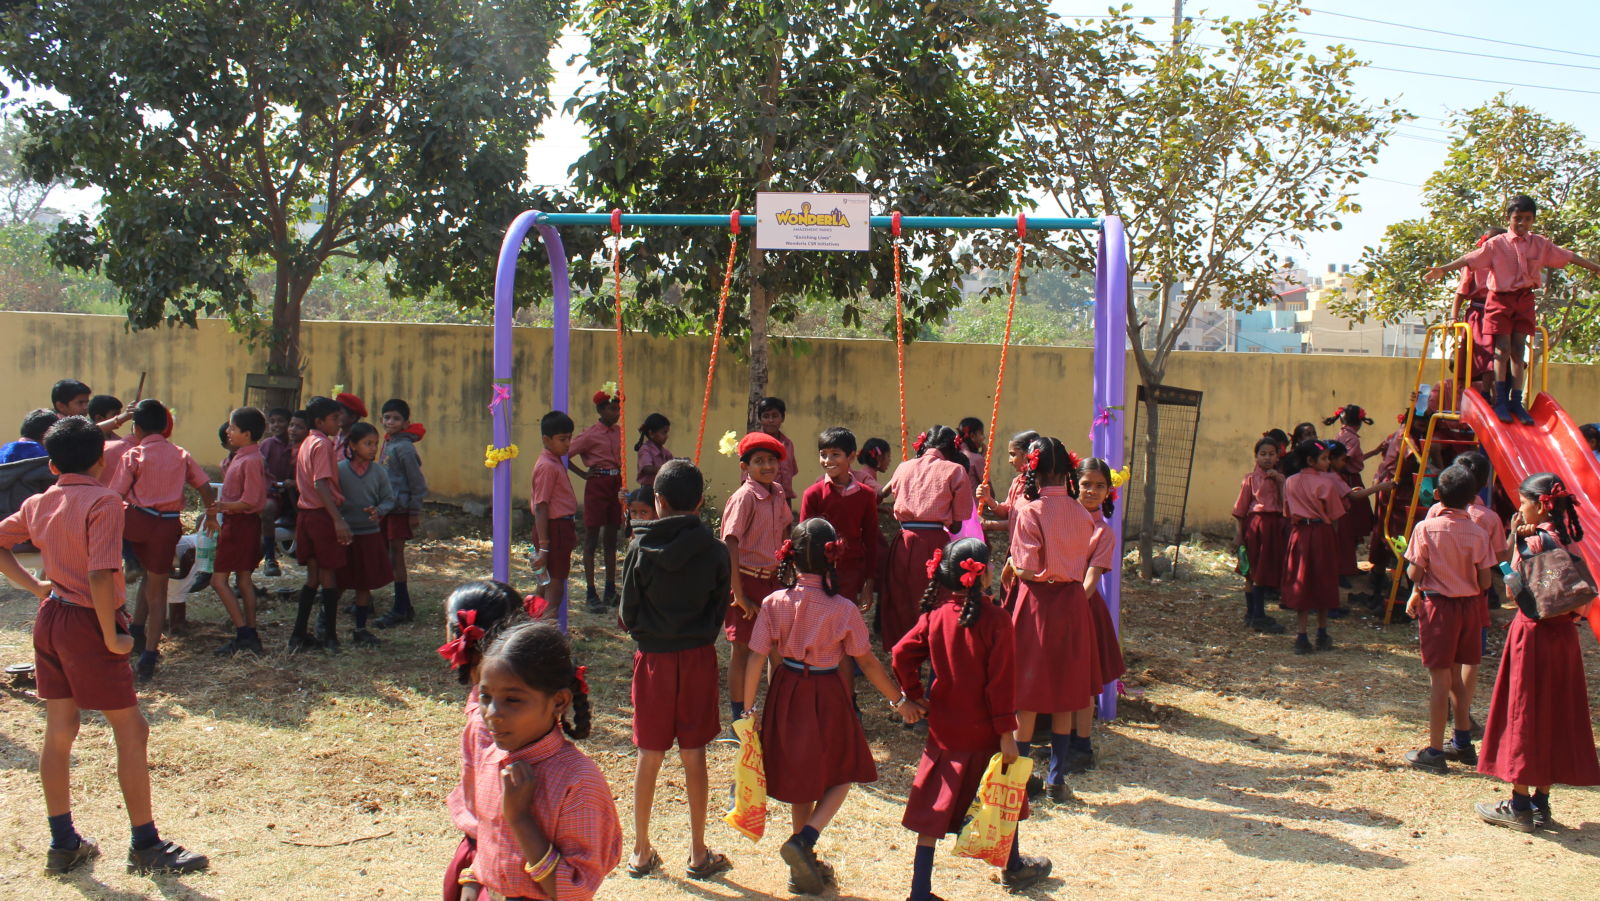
[1324,442,1361,595]
[110,400,216,680]
[978,429,1040,534]
[881,425,973,649]
[1263,428,1290,456]
[376,398,427,628]
[438,580,523,901]
[854,437,890,493]
[741,518,920,896]
[626,486,656,527]
[0,415,208,876]
[1281,441,1389,652]
[1401,465,1497,774]
[892,537,1053,897]
[1425,452,1509,703]
[290,396,352,653]
[50,378,91,417]
[457,620,622,899]
[956,416,987,487]
[1072,457,1128,771]
[1425,194,1600,424]
[799,427,879,606]
[334,422,396,648]
[757,396,799,507]
[210,407,268,657]
[0,408,58,463]
[1581,423,1600,463]
[1233,437,1288,633]
[334,391,367,453]
[1325,404,1379,578]
[1006,437,1097,801]
[719,432,789,726]
[619,459,734,881]
[568,388,625,611]
[1474,473,1600,831]
[88,395,135,487]
[1453,227,1507,399]
[530,410,579,621]
[634,412,673,489]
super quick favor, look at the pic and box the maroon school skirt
[883,527,947,649]
[1479,612,1600,787]
[1087,590,1126,684]
[1242,511,1287,590]
[725,573,779,644]
[1012,580,1101,713]
[213,514,262,574]
[903,742,1029,836]
[1281,521,1341,611]
[384,512,414,541]
[761,663,877,804]
[833,558,867,603]
[338,532,394,591]
[1339,470,1374,544]
[631,645,721,752]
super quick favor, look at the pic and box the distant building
[1300,266,1427,356]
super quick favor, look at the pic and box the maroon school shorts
[543,517,577,584]
[583,473,624,529]
[213,514,262,574]
[294,506,349,569]
[725,572,780,644]
[631,644,721,751]
[338,531,394,591]
[1484,288,1536,337]
[1418,593,1482,670]
[34,596,137,711]
[123,507,182,574]
[383,512,414,541]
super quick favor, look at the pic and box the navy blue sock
[1006,831,1022,870]
[394,582,412,613]
[48,812,80,850]
[1532,790,1550,811]
[1453,729,1473,748]
[797,825,820,849]
[131,820,160,851]
[1016,739,1033,764]
[138,650,158,667]
[1510,792,1532,812]
[1316,627,1329,639]
[730,700,744,721]
[910,844,935,900]
[1071,733,1093,753]
[354,605,370,630]
[1048,733,1072,783]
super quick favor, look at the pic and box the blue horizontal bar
[533,212,1101,231]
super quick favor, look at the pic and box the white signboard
[755,192,871,252]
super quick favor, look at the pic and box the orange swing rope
[982,215,1028,490]
[892,212,909,462]
[609,210,629,481]
[694,210,742,465]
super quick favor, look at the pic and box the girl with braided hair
[1065,457,1128,773]
[891,537,1052,897]
[1326,404,1379,591]
[879,425,973,649]
[743,518,921,896]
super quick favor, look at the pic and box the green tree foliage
[0,0,569,374]
[569,0,1021,428]
[1333,97,1600,358]
[0,222,119,313]
[0,109,60,225]
[982,1,1401,575]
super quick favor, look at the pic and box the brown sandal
[627,849,662,878]
[687,849,732,880]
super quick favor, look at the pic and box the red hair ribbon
[824,540,844,562]
[574,665,589,694]
[1476,232,1493,247]
[776,539,795,563]
[913,432,928,453]
[436,609,485,669]
[1025,447,1041,471]
[1109,487,1119,501]
[1332,406,1345,419]
[924,547,944,580]
[1396,412,1407,425]
[1066,450,1082,471]
[957,558,986,588]
[1539,484,1575,512]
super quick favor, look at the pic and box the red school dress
[1280,470,1345,611]
[1233,467,1286,591]
[1336,425,1375,549]
[1086,507,1127,684]
[1009,486,1099,713]
[882,452,972,649]
[1478,526,1600,788]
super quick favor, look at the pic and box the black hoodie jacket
[620,514,732,653]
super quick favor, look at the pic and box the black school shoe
[1292,634,1313,655]
[1046,779,1074,803]
[780,836,828,896]
[372,609,414,629]
[1315,632,1334,651]
[1405,747,1448,774]
[287,632,321,654]
[1251,615,1286,634]
[584,586,605,614]
[135,655,158,683]
[351,629,382,648]
[1532,801,1554,830]
[1001,855,1053,891]
[1442,737,1478,766]
[127,839,208,875]
[1475,799,1534,833]
[45,837,99,875]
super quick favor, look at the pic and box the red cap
[336,392,367,419]
[736,432,786,462]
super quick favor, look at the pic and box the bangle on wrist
[889,692,908,710]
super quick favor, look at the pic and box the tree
[1331,97,1600,357]
[0,0,569,377]
[568,0,1021,429]
[0,107,61,225]
[981,1,1402,576]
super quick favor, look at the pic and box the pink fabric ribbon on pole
[488,384,511,411]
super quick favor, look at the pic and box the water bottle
[1413,382,1432,418]
[528,544,552,590]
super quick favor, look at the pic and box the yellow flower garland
[717,430,739,458]
[484,443,519,469]
[1109,465,1131,488]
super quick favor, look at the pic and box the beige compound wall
[4,311,1598,534]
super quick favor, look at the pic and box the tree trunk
[745,44,782,432]
[1138,389,1162,579]
[267,263,300,377]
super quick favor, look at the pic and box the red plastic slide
[1461,389,1600,640]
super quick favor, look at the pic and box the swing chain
[610,210,628,480]
[695,209,741,465]
[983,220,1027,489]
[892,211,909,463]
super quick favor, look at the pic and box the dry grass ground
[2,536,1599,900]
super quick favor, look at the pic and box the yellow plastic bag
[722,716,767,841]
[952,753,1032,867]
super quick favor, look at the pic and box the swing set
[490,209,1131,714]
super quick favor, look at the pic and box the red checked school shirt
[0,474,126,609]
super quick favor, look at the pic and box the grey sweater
[382,433,428,513]
[337,459,396,535]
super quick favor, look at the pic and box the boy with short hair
[0,416,208,876]
[621,459,733,880]
[211,407,269,657]
[1,409,58,463]
[50,378,91,417]
[87,395,135,486]
[530,410,580,620]
[109,400,215,681]
[799,427,879,607]
[257,407,294,576]
[1403,464,1497,774]
[567,387,625,611]
[290,396,352,653]
[1425,194,1600,425]
[756,396,799,509]
[720,432,789,727]
[376,398,427,627]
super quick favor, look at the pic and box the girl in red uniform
[1232,437,1287,634]
[892,537,1052,899]
[956,416,987,488]
[1282,440,1347,653]
[1007,437,1097,801]
[1325,404,1378,588]
[854,437,890,494]
[1069,457,1127,771]
[880,425,973,649]
[978,430,1039,613]
[1475,474,1600,832]
[742,519,920,896]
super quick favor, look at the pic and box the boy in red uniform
[257,406,294,577]
[50,378,91,417]
[799,427,879,608]
[109,400,215,681]
[757,396,799,513]
[1425,194,1600,424]
[1402,465,1497,774]
[530,410,579,620]
[211,407,268,657]
[290,396,351,652]
[720,432,789,727]
[620,459,734,880]
[567,388,625,611]
[0,416,208,876]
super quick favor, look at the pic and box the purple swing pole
[1093,216,1129,719]
[492,211,574,629]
